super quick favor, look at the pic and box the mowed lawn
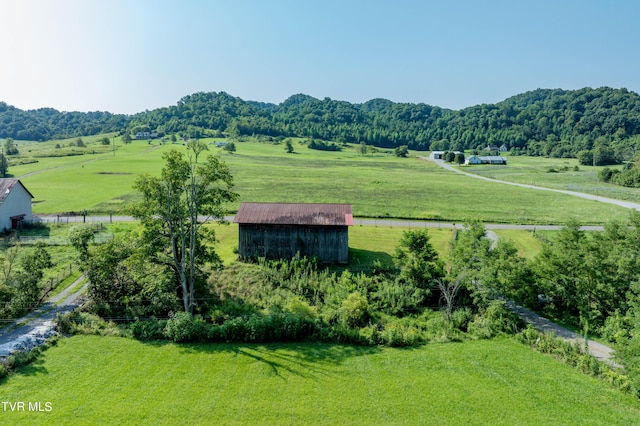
[1,335,639,425]
[11,139,634,224]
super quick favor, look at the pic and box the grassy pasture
[462,155,640,203]
[8,137,634,223]
[213,223,541,266]
[1,335,639,425]
[224,142,632,224]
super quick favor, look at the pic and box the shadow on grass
[335,247,394,274]
[176,341,381,379]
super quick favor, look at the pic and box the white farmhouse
[0,179,33,231]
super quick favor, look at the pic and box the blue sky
[1,0,639,114]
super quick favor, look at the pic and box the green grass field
[1,335,638,425]
[9,138,635,224]
[214,223,540,266]
[461,155,640,203]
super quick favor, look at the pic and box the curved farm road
[0,276,88,358]
[424,157,640,211]
[422,157,627,366]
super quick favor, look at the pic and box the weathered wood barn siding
[234,203,353,264]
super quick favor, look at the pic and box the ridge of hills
[1,86,640,159]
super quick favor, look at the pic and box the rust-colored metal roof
[0,179,33,203]
[234,203,353,226]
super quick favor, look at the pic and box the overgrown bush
[163,312,208,343]
[338,292,370,327]
[56,311,124,336]
[129,319,167,340]
[599,311,633,344]
[517,325,633,395]
[467,300,522,339]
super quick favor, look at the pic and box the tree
[100,137,110,145]
[393,229,445,301]
[358,142,368,156]
[5,138,18,155]
[0,153,7,178]
[69,225,95,263]
[122,133,132,144]
[454,152,465,164]
[132,141,238,313]
[593,145,618,166]
[448,220,493,306]
[531,219,631,340]
[16,242,52,310]
[223,141,236,153]
[577,150,593,166]
[394,145,409,157]
[75,138,86,147]
[437,276,464,321]
[285,139,294,153]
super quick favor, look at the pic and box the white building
[0,179,33,231]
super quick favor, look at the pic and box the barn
[0,179,33,231]
[234,203,353,264]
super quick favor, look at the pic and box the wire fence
[17,234,114,246]
[29,214,134,225]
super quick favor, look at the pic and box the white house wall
[0,184,32,230]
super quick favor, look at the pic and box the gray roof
[0,179,33,203]
[234,203,353,226]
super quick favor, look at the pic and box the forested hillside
[3,87,640,160]
[0,102,129,141]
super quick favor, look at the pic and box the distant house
[485,145,499,152]
[499,144,509,152]
[429,151,461,160]
[215,142,227,148]
[0,179,33,231]
[135,132,151,140]
[465,156,507,165]
[465,155,483,165]
[234,203,353,264]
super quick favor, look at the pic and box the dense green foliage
[4,87,640,160]
[0,102,128,140]
[0,241,54,318]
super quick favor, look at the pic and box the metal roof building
[234,203,352,263]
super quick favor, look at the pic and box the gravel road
[0,276,88,358]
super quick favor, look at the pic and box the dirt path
[424,157,640,211]
[505,301,619,367]
[0,275,88,358]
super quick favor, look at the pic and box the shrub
[56,311,123,336]
[599,311,633,344]
[163,312,208,343]
[129,319,167,340]
[451,307,473,332]
[467,300,521,339]
[286,297,318,319]
[339,292,370,327]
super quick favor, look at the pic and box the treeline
[0,102,129,141]
[126,87,640,160]
[4,87,640,161]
